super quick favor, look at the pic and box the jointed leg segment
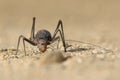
[16,35,36,55]
[30,17,36,41]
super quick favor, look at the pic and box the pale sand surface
[0,0,120,80]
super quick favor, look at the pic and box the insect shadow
[67,47,91,52]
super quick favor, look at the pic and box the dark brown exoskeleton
[16,17,66,55]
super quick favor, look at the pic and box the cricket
[16,17,67,55]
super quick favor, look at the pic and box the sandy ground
[0,0,120,80]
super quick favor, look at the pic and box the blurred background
[0,0,120,50]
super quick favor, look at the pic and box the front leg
[16,35,37,56]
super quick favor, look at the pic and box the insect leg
[23,38,26,55]
[30,17,36,41]
[16,35,37,55]
[52,20,66,52]
[16,35,22,55]
[50,36,60,49]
